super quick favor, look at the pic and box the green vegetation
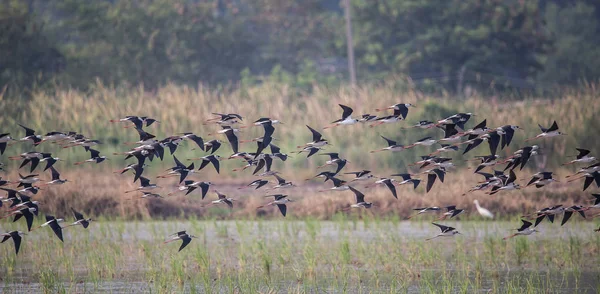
[0,220,598,293]
[2,0,600,95]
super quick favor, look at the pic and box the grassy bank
[1,220,599,293]
[0,83,598,219]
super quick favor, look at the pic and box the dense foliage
[1,0,599,94]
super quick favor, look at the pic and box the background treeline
[1,0,600,96]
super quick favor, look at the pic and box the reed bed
[0,219,598,293]
[0,82,598,218]
[9,168,590,220]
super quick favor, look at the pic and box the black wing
[433,168,445,183]
[254,136,273,158]
[24,210,34,231]
[349,186,365,203]
[178,236,192,252]
[135,127,155,141]
[330,177,346,187]
[89,149,101,159]
[255,180,268,189]
[199,159,210,171]
[307,147,319,158]
[526,176,538,187]
[445,205,457,211]
[263,122,275,140]
[306,125,322,142]
[380,136,397,147]
[411,179,421,190]
[200,183,210,199]
[384,180,397,199]
[139,177,150,187]
[506,170,517,185]
[178,170,189,184]
[463,139,483,155]
[473,119,487,130]
[487,132,500,156]
[432,223,451,233]
[547,121,559,132]
[269,144,282,154]
[339,104,354,120]
[334,160,347,174]
[518,219,533,231]
[502,127,515,149]
[323,153,339,160]
[224,131,238,154]
[575,148,590,159]
[397,104,409,119]
[12,234,22,255]
[71,208,84,221]
[252,159,266,175]
[273,174,286,185]
[592,193,600,205]
[273,194,287,201]
[391,173,411,181]
[561,211,573,226]
[443,124,458,138]
[426,173,437,193]
[188,135,204,151]
[583,175,594,191]
[276,204,287,217]
[49,222,64,242]
[185,186,197,196]
[19,124,35,137]
[43,158,58,171]
[173,155,186,169]
[29,158,40,173]
[205,140,221,154]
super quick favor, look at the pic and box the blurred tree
[348,0,553,92]
[538,2,600,85]
[243,0,339,75]
[0,0,65,94]
[49,0,258,88]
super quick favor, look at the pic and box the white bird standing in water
[473,200,494,218]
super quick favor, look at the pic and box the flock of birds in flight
[0,103,599,253]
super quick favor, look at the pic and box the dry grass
[0,82,598,219]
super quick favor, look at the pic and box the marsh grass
[3,219,593,293]
[0,82,598,219]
